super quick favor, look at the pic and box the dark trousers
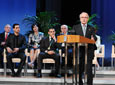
[79,46,93,85]
[38,52,60,74]
[6,52,26,75]
[61,47,73,67]
[0,47,4,68]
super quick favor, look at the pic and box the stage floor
[0,68,115,85]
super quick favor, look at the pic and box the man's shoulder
[87,24,94,28]
[42,36,48,40]
[8,33,14,36]
[9,33,25,37]
[73,24,81,29]
[0,32,5,35]
[73,24,81,27]
[19,34,26,39]
[39,32,44,35]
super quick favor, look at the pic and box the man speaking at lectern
[72,12,97,85]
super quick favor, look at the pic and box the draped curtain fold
[91,0,115,65]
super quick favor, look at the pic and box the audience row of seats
[3,44,115,77]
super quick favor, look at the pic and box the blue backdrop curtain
[91,0,115,66]
[0,0,36,34]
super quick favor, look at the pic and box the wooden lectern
[57,35,95,85]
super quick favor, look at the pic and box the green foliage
[88,14,97,22]
[23,11,60,36]
[88,14,100,30]
[68,25,72,30]
[108,31,115,42]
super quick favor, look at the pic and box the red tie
[5,33,8,41]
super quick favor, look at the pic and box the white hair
[79,12,89,18]
[4,24,11,28]
[61,24,68,29]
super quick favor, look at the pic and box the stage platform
[0,67,115,85]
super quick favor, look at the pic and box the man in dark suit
[0,24,11,68]
[6,23,26,77]
[72,12,97,85]
[37,28,61,78]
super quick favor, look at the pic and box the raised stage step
[0,68,115,85]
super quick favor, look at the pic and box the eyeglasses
[61,28,66,29]
[80,17,89,19]
[49,31,55,33]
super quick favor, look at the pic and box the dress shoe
[28,62,34,68]
[37,73,42,78]
[11,74,15,77]
[15,72,21,77]
[11,73,16,77]
[15,74,21,77]
[55,73,62,78]
[79,80,83,85]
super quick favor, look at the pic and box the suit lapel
[3,32,5,41]
[85,25,90,37]
[46,37,50,47]
[79,24,84,36]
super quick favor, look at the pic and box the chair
[92,54,98,77]
[3,49,28,76]
[42,49,62,70]
[111,45,115,68]
[92,44,105,77]
[93,44,105,68]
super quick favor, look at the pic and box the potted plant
[108,31,115,45]
[23,11,60,36]
[88,14,100,30]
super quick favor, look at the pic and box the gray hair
[79,12,89,18]
[4,24,11,28]
[61,24,68,29]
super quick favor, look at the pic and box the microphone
[64,36,67,42]
[60,33,64,35]
[68,30,75,34]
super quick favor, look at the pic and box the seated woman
[28,24,44,68]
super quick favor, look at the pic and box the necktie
[49,38,54,46]
[5,33,8,41]
[83,25,86,36]
[48,38,54,50]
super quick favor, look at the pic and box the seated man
[0,24,11,68]
[37,28,61,78]
[6,23,26,77]
[60,24,73,68]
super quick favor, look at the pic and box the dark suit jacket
[40,36,61,52]
[0,32,5,43]
[73,24,97,41]
[5,33,27,53]
[0,32,10,48]
[72,24,97,60]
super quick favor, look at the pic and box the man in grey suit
[72,12,97,85]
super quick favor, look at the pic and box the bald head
[4,24,11,33]
[79,12,89,24]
